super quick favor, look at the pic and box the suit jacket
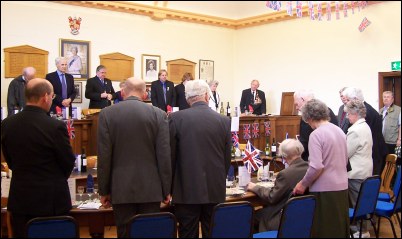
[337,104,349,134]
[97,96,172,204]
[169,102,231,204]
[364,101,387,175]
[1,106,75,216]
[240,88,266,115]
[175,83,189,110]
[46,71,76,115]
[7,75,26,117]
[151,80,176,112]
[300,107,338,161]
[250,158,308,232]
[85,76,116,109]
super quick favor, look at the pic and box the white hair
[185,79,211,100]
[55,57,67,65]
[342,87,365,101]
[294,89,315,101]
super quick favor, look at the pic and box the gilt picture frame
[60,38,90,80]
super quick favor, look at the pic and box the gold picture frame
[60,38,90,80]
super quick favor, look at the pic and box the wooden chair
[380,154,397,196]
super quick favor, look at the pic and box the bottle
[271,138,277,157]
[264,139,271,157]
[231,145,236,158]
[81,148,87,172]
[233,106,238,117]
[226,102,231,117]
[219,102,225,115]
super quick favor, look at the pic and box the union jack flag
[335,1,340,20]
[343,1,348,18]
[358,17,371,32]
[242,140,263,173]
[232,132,239,148]
[308,1,315,20]
[264,121,271,136]
[317,2,323,21]
[296,1,303,18]
[65,119,75,139]
[351,1,355,14]
[326,1,332,21]
[267,1,281,11]
[243,124,251,140]
[252,123,260,138]
[286,1,293,16]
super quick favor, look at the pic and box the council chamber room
[1,1,401,238]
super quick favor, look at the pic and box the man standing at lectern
[240,79,266,115]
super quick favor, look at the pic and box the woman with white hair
[207,79,220,112]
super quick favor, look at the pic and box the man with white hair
[343,87,387,175]
[294,90,338,161]
[7,66,36,117]
[169,79,231,238]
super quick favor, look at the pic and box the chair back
[380,154,397,194]
[392,166,401,200]
[128,212,177,238]
[394,187,401,214]
[209,201,254,238]
[25,216,79,238]
[277,195,316,238]
[352,175,381,220]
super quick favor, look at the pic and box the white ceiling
[130,1,274,19]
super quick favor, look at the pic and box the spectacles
[50,93,56,100]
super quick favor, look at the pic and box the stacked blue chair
[128,212,177,238]
[25,216,79,238]
[349,175,381,238]
[378,166,401,202]
[209,201,254,238]
[374,187,401,238]
[253,195,316,238]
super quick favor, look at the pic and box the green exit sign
[391,61,401,71]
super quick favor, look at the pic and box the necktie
[213,91,218,109]
[61,73,67,99]
[163,83,167,103]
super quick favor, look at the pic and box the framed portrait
[145,83,152,103]
[73,81,82,103]
[199,59,214,82]
[60,38,90,80]
[142,54,161,82]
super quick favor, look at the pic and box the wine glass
[77,186,85,204]
[87,187,94,202]
[93,184,99,202]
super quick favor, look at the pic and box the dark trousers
[10,212,36,238]
[112,202,160,238]
[174,203,216,238]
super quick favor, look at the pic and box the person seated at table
[246,138,308,232]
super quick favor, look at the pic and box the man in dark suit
[151,69,176,112]
[240,79,266,115]
[294,90,339,161]
[247,139,308,232]
[337,87,350,134]
[1,78,75,238]
[7,66,36,117]
[85,65,116,109]
[343,87,387,175]
[97,77,171,238]
[46,57,76,116]
[169,80,232,238]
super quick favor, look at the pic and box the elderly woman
[247,139,308,232]
[345,99,373,238]
[293,99,349,238]
[175,72,194,110]
[207,79,220,112]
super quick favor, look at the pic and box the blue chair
[374,187,401,238]
[253,195,316,238]
[378,166,401,202]
[209,201,254,238]
[25,216,79,238]
[127,212,177,238]
[349,175,381,238]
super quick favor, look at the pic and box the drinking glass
[77,186,85,203]
[93,184,99,202]
[87,187,94,202]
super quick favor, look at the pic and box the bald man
[97,77,172,238]
[2,78,75,237]
[7,66,36,117]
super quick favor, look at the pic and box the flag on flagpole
[242,140,263,173]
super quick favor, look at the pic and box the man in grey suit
[97,77,172,238]
[247,139,308,232]
[169,80,232,238]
